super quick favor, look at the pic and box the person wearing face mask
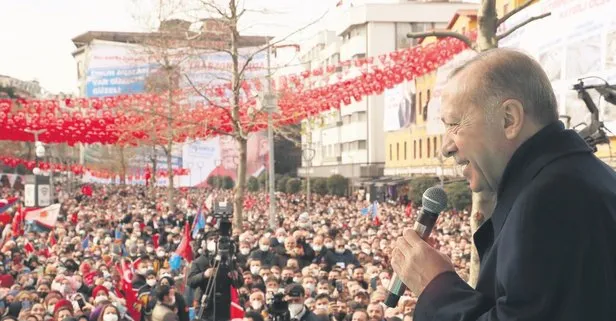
[284,284,329,321]
[92,286,110,306]
[249,237,277,268]
[151,285,179,321]
[236,241,251,267]
[132,261,150,291]
[323,238,359,270]
[247,291,265,313]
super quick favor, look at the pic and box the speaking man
[391,48,616,320]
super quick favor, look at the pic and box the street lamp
[24,129,51,208]
[255,38,280,230]
[302,143,316,212]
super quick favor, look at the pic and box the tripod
[196,258,221,321]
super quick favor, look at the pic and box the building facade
[384,0,616,177]
[298,1,478,182]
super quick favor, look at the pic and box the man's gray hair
[449,48,559,125]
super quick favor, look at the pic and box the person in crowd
[151,285,178,321]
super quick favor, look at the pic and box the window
[389,144,393,161]
[343,115,352,124]
[419,139,423,159]
[404,141,407,160]
[355,111,367,122]
[427,138,431,158]
[433,137,438,158]
[396,143,400,161]
[413,140,417,159]
[418,92,423,115]
[395,22,413,49]
[358,140,367,149]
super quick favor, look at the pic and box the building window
[358,140,367,150]
[418,92,423,115]
[396,143,400,160]
[419,139,423,159]
[404,141,407,160]
[395,22,413,49]
[433,137,438,158]
[413,140,417,159]
[427,138,431,158]
[389,144,393,161]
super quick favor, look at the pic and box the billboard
[180,132,268,187]
[83,39,269,186]
[383,80,416,132]
[498,0,616,134]
[85,40,153,97]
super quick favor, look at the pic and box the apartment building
[297,1,478,182]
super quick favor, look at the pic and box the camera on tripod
[211,201,234,261]
[267,291,290,321]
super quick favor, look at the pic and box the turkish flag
[175,222,193,263]
[230,286,244,320]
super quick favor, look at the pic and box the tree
[247,176,259,192]
[407,0,550,287]
[327,174,348,196]
[444,180,472,211]
[286,178,301,194]
[183,0,325,232]
[407,176,440,205]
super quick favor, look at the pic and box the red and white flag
[24,204,61,229]
[230,286,244,321]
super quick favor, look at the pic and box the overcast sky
[0,0,356,94]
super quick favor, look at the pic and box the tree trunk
[166,84,175,213]
[119,146,127,185]
[477,0,499,51]
[166,144,175,212]
[234,137,247,231]
[466,0,499,287]
[467,191,496,287]
[229,0,244,233]
[151,146,157,196]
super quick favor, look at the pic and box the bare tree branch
[407,30,475,50]
[273,126,302,147]
[497,0,536,26]
[496,12,551,40]
[199,0,230,19]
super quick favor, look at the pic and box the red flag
[230,286,244,321]
[405,203,412,217]
[24,241,35,254]
[175,222,193,263]
[152,234,160,249]
[48,233,57,246]
[81,185,93,197]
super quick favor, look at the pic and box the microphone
[385,186,448,308]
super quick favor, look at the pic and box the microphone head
[422,186,448,214]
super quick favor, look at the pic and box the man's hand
[391,228,455,295]
[204,268,215,278]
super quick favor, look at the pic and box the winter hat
[53,299,74,316]
[92,285,109,298]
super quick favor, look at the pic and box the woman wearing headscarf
[146,277,187,321]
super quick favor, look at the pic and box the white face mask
[259,245,270,252]
[316,304,328,312]
[240,248,250,255]
[95,295,109,304]
[157,251,165,258]
[147,279,157,287]
[381,278,390,288]
[324,242,334,249]
[277,237,285,243]
[303,283,315,292]
[207,241,216,252]
[103,281,113,290]
[250,266,261,275]
[312,245,322,252]
[138,268,148,275]
[250,301,263,310]
[103,314,119,321]
[288,303,303,316]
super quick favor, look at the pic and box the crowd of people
[0,183,472,321]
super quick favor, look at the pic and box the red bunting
[0,36,471,146]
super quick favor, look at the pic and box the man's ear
[502,99,524,140]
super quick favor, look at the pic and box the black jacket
[187,254,243,321]
[415,122,616,320]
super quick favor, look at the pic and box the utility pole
[262,39,278,230]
